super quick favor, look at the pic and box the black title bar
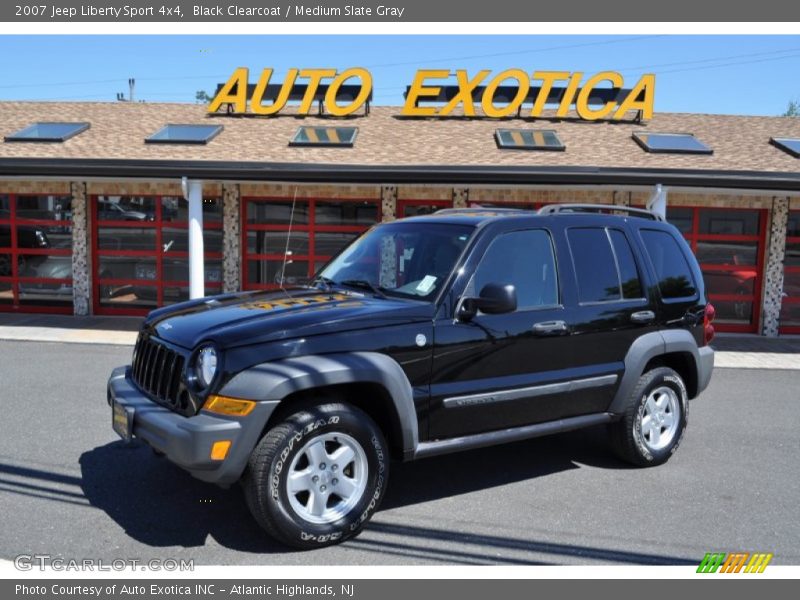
[3,0,800,22]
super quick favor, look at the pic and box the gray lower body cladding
[106,366,278,485]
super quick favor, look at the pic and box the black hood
[143,287,433,349]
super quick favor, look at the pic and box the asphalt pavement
[0,340,798,566]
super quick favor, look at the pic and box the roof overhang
[1,158,800,193]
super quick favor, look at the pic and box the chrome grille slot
[131,333,191,416]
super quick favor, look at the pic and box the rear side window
[640,229,698,299]
[609,229,644,299]
[567,228,644,303]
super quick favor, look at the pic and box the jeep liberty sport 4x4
[107,204,714,548]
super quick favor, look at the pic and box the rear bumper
[696,346,715,396]
[106,366,278,485]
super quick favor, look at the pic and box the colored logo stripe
[697,552,773,573]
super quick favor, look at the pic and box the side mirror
[458,283,517,321]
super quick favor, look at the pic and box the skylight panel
[145,124,223,144]
[5,122,89,142]
[770,137,800,158]
[633,132,713,155]
[495,129,565,151]
[290,127,357,147]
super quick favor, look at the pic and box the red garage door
[242,197,380,290]
[667,206,767,333]
[92,195,223,315]
[0,193,74,313]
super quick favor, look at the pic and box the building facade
[1,102,799,335]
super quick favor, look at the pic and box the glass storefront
[243,197,380,289]
[667,206,766,332]
[0,194,74,312]
[0,189,782,334]
[92,195,223,314]
[780,211,800,333]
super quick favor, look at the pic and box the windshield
[318,222,474,300]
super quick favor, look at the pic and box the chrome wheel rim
[286,432,369,525]
[639,386,680,452]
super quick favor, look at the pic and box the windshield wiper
[338,279,388,298]
[310,275,336,291]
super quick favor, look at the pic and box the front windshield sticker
[416,275,438,294]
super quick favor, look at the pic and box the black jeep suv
[107,205,714,548]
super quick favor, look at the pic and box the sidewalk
[0,313,141,346]
[0,313,798,369]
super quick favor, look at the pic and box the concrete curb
[0,328,137,346]
[713,352,800,370]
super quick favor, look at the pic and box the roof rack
[434,207,532,215]
[537,203,664,221]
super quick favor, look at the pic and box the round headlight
[195,346,218,388]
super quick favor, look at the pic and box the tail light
[703,303,716,346]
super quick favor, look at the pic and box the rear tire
[242,402,389,549]
[608,367,688,467]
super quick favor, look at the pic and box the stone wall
[452,188,469,208]
[397,186,452,201]
[239,183,380,199]
[222,183,241,293]
[762,197,790,337]
[0,181,70,194]
[69,182,90,316]
[380,186,397,222]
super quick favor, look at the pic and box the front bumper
[106,366,278,485]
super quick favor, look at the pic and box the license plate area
[112,400,134,443]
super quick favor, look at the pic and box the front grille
[131,333,193,416]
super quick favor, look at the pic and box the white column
[185,178,205,299]
[646,184,667,219]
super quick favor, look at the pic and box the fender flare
[609,329,703,414]
[218,352,419,454]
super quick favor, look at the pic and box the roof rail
[537,203,664,221]
[434,207,532,215]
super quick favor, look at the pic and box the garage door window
[781,210,800,333]
[92,195,222,314]
[243,197,380,289]
[666,206,766,332]
[0,193,74,312]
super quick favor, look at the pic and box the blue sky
[1,35,799,115]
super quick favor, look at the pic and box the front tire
[242,403,389,549]
[608,367,688,467]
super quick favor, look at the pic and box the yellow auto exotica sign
[209,67,655,121]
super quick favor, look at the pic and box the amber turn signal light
[210,440,232,461]
[203,395,256,416]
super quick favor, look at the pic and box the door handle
[630,310,656,324]
[532,320,568,335]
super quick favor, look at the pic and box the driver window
[473,229,558,310]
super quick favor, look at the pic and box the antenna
[278,187,298,298]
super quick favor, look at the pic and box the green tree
[195,90,212,104]
[782,100,800,117]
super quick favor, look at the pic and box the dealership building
[1,99,799,335]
